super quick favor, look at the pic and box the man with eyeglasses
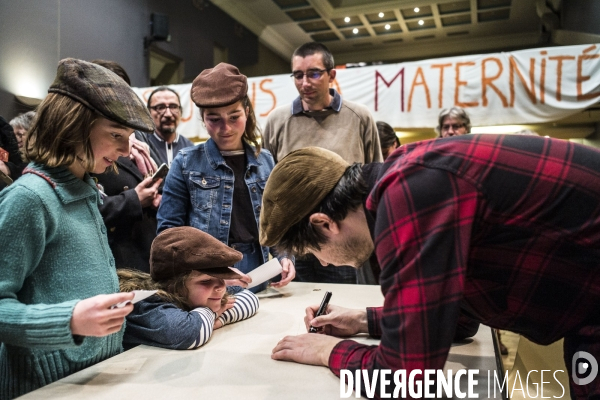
[263,42,382,285]
[436,107,471,138]
[140,86,193,167]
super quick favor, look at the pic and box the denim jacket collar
[157,138,276,267]
[204,138,262,171]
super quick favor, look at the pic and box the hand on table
[71,292,134,337]
[271,257,295,288]
[304,304,369,337]
[272,333,343,366]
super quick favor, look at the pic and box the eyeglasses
[441,123,465,132]
[149,103,181,114]
[291,69,330,81]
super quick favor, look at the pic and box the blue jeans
[293,253,357,284]
[231,242,268,293]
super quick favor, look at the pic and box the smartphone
[151,163,169,181]
[0,170,13,186]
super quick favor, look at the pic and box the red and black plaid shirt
[329,134,600,397]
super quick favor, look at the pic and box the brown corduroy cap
[259,147,350,247]
[190,63,248,108]
[151,226,244,281]
[48,58,154,132]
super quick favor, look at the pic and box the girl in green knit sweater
[0,58,156,398]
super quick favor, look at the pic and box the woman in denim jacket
[157,63,295,293]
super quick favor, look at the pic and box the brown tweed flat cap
[151,226,243,281]
[191,63,248,108]
[259,147,349,247]
[48,58,154,132]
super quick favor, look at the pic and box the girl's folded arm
[218,289,259,326]
[125,301,216,350]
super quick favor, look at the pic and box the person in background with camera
[90,60,163,273]
[158,63,295,293]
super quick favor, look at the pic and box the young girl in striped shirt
[119,226,259,350]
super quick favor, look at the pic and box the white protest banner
[133,43,600,139]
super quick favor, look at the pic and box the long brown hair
[117,269,228,311]
[26,93,98,172]
[199,95,262,156]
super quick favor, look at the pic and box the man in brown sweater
[263,42,382,284]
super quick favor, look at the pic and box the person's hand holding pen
[271,294,371,366]
[308,291,332,332]
[304,304,369,337]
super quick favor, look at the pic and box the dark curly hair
[276,163,368,256]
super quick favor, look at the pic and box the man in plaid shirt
[260,135,600,399]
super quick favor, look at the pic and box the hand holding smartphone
[0,170,13,186]
[151,163,169,182]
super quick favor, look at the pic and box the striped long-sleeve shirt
[123,289,259,350]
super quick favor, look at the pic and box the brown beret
[48,58,154,132]
[190,63,248,108]
[151,226,243,281]
[259,147,349,247]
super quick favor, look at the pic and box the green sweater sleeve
[0,185,82,349]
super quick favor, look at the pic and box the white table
[20,282,501,399]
